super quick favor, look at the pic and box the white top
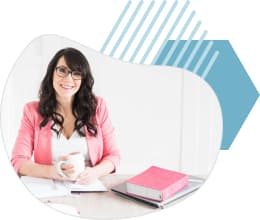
[51,129,90,166]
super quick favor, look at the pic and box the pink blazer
[11,97,120,173]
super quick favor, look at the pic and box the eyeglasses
[55,66,83,80]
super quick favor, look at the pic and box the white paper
[20,176,107,198]
[21,176,69,198]
[63,179,107,192]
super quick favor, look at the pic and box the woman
[11,47,120,184]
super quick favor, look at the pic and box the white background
[1,35,222,177]
[0,0,259,219]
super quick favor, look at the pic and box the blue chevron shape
[155,40,259,150]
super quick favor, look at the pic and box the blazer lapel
[84,126,100,166]
[35,121,52,165]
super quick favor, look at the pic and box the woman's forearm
[18,159,115,180]
[92,160,115,178]
[18,160,56,179]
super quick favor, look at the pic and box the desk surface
[41,174,197,219]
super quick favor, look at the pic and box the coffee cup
[56,152,85,180]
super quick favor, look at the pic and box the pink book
[126,166,188,201]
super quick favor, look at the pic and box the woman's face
[53,56,82,101]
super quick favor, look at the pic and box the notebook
[112,176,204,208]
[20,176,107,198]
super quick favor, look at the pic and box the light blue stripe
[201,51,219,79]
[129,0,166,63]
[152,0,190,65]
[120,1,155,60]
[162,10,195,65]
[109,1,144,57]
[140,0,179,64]
[183,30,207,69]
[193,40,214,73]
[100,1,131,53]
[173,21,201,66]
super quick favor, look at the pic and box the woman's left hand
[75,167,99,185]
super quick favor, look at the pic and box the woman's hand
[51,156,75,180]
[75,160,115,184]
[75,167,99,185]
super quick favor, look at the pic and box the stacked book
[126,166,188,201]
[112,166,204,208]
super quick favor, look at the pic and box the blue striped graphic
[154,40,174,64]
[154,40,218,78]
[109,0,144,57]
[101,1,259,151]
[183,30,207,69]
[129,0,166,63]
[193,40,213,73]
[100,1,131,53]
[100,0,260,151]
[140,0,178,64]
[152,0,190,64]
[162,10,196,65]
[120,1,155,60]
[201,51,219,79]
[173,21,201,67]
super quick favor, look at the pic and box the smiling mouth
[60,84,74,89]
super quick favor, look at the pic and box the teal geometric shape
[204,41,259,149]
[154,40,259,149]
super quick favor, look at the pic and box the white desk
[40,174,199,219]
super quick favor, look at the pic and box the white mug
[56,152,85,180]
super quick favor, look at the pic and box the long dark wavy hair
[38,47,97,137]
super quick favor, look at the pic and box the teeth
[61,84,73,89]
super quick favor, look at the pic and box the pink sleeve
[11,103,34,173]
[97,98,120,171]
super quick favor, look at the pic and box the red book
[126,166,188,201]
